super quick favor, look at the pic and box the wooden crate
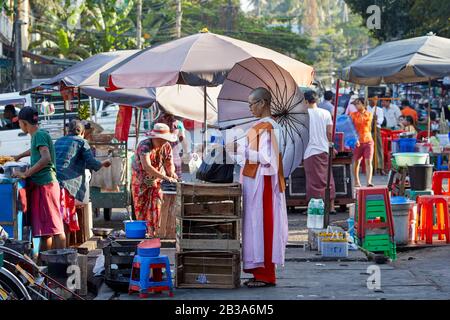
[176,182,242,219]
[176,218,240,251]
[175,251,241,289]
[159,193,177,239]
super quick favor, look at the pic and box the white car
[0,105,31,159]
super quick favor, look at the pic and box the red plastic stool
[432,171,450,196]
[416,195,450,244]
[356,187,395,240]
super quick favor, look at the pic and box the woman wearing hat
[131,123,178,236]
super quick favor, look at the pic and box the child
[13,107,66,252]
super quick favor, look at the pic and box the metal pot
[1,162,30,178]
[92,228,114,237]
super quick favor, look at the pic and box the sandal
[245,280,276,288]
[367,183,374,187]
[243,278,255,286]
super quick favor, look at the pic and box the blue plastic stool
[128,254,173,298]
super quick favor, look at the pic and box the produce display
[0,156,14,166]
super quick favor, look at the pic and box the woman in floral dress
[131,123,178,236]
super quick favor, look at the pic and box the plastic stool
[416,195,450,244]
[432,171,450,196]
[129,254,174,298]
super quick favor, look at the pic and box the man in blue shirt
[318,91,335,117]
[55,120,111,237]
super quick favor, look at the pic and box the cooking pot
[1,162,30,178]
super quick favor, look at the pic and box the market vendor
[350,98,374,187]
[131,123,178,237]
[226,87,288,288]
[154,112,188,178]
[55,120,111,245]
[13,107,66,252]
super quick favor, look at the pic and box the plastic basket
[321,241,349,258]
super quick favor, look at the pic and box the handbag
[196,146,235,183]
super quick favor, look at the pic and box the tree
[28,0,137,60]
[344,0,450,41]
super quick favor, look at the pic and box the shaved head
[250,87,272,108]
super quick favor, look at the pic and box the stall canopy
[340,35,450,85]
[99,31,314,89]
[22,50,219,123]
[23,50,157,107]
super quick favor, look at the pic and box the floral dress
[131,138,173,235]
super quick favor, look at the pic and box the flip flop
[367,183,374,187]
[245,280,276,288]
[243,278,255,285]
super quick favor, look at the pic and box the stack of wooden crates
[175,182,242,289]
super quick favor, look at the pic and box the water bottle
[307,199,317,229]
[315,199,325,229]
[347,218,355,240]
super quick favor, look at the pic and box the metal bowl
[92,228,114,237]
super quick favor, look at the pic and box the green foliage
[345,0,450,40]
[78,103,90,120]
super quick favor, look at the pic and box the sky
[240,0,253,12]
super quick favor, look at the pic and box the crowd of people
[3,87,444,289]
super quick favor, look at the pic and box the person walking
[350,98,374,187]
[226,87,288,288]
[303,91,336,214]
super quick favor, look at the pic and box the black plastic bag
[196,146,235,183]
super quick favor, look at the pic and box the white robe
[238,117,289,270]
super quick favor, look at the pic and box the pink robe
[238,117,289,270]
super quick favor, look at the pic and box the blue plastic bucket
[398,138,416,152]
[124,220,147,239]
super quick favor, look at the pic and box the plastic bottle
[307,199,317,229]
[336,115,359,149]
[315,199,325,229]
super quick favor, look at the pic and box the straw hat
[147,123,177,142]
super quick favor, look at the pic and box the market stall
[337,34,450,252]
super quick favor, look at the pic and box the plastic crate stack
[175,182,242,289]
[355,187,397,260]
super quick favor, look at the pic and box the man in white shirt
[368,96,385,174]
[303,91,336,214]
[382,99,402,129]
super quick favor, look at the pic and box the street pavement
[94,174,450,300]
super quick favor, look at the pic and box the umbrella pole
[324,79,341,227]
[427,80,432,139]
[203,86,207,154]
